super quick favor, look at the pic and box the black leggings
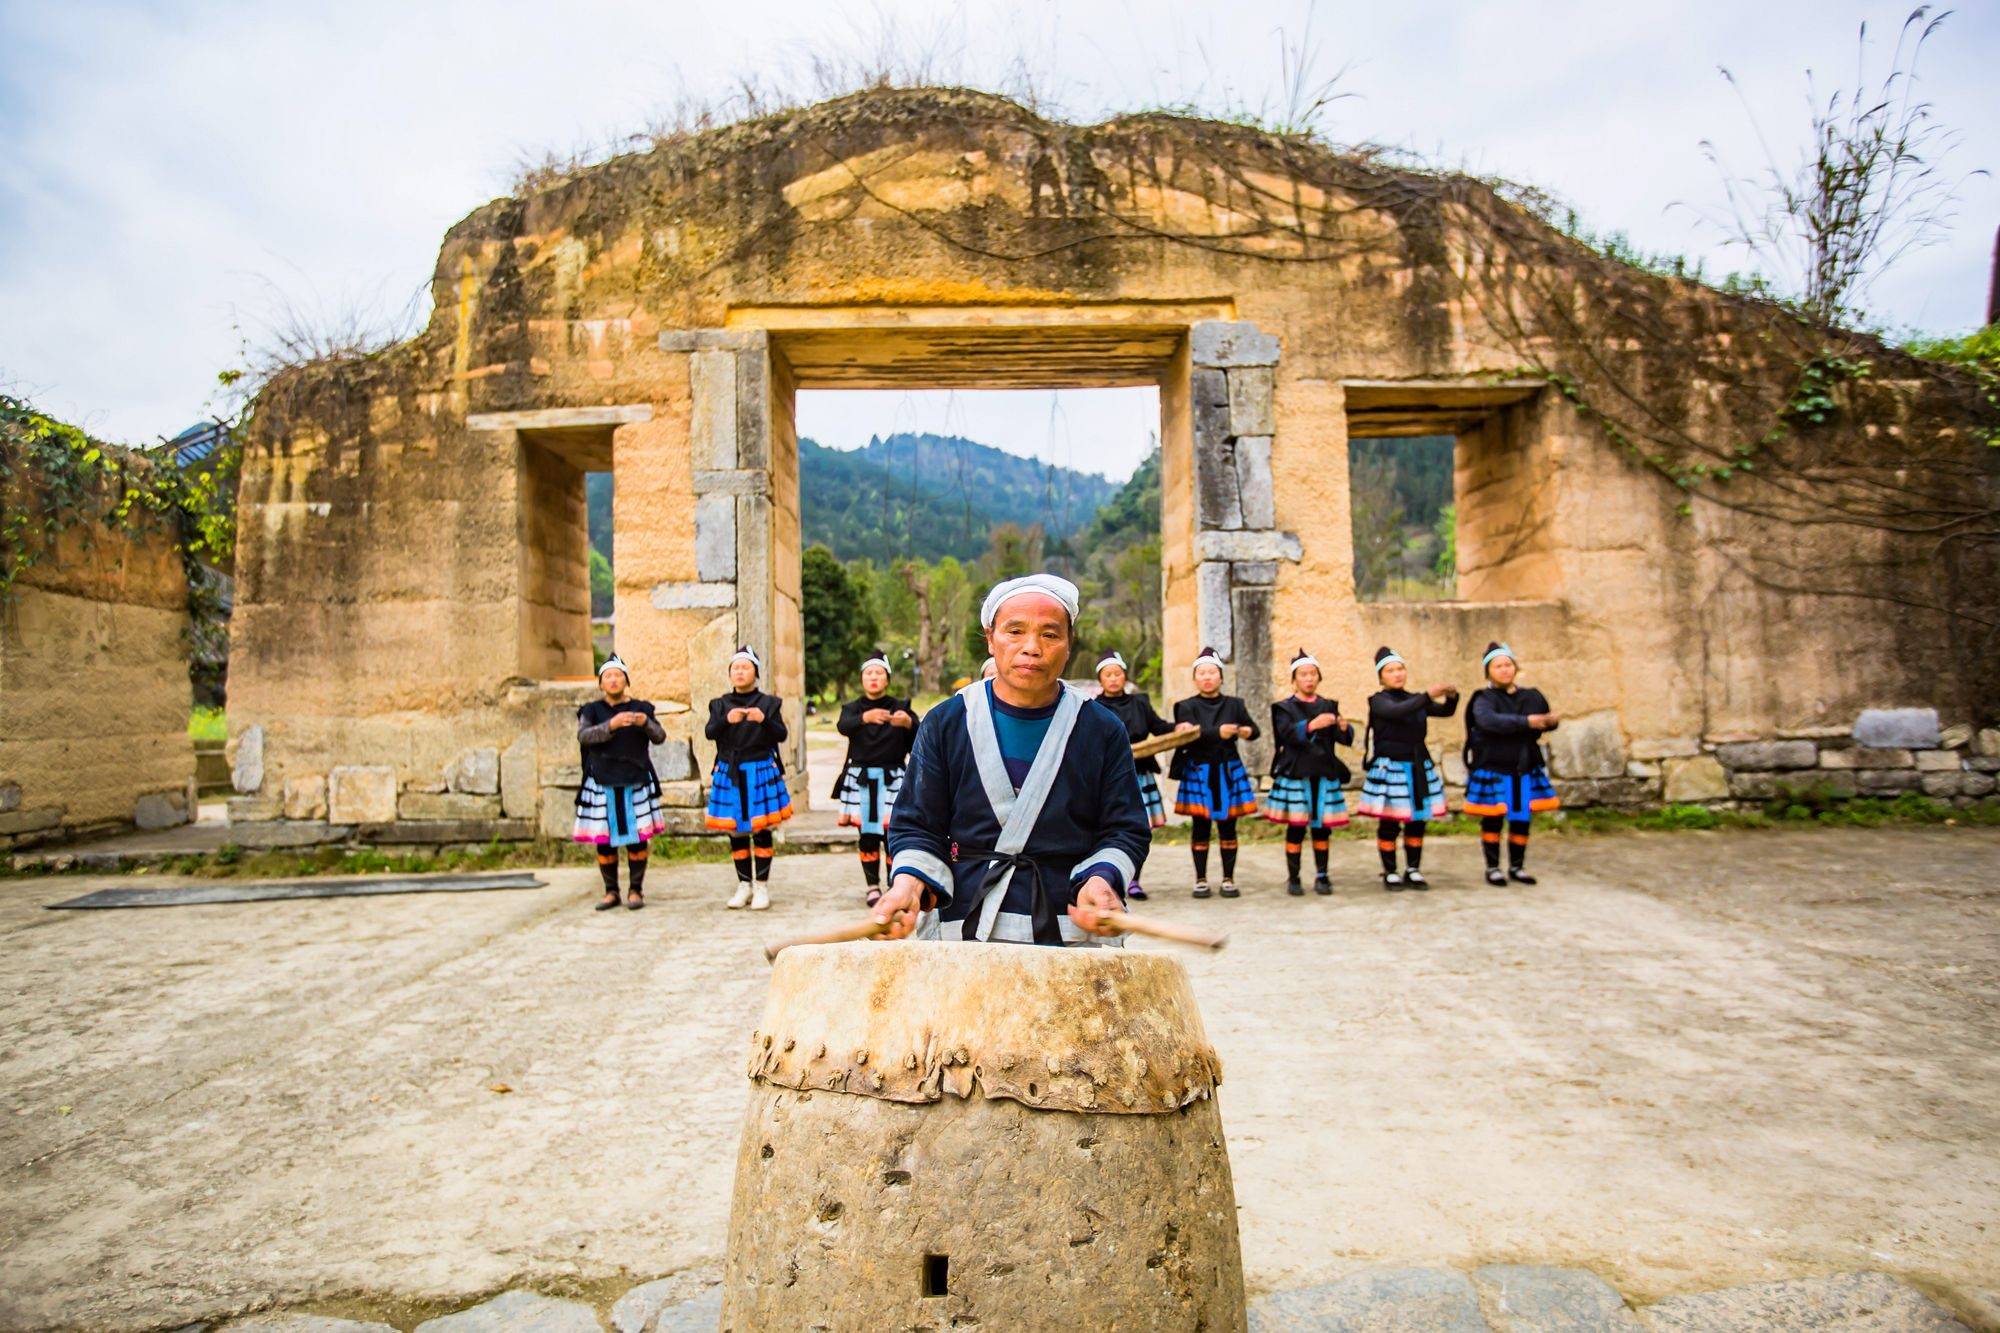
[729,831,774,881]
[1480,815,1532,868]
[1376,819,1425,872]
[1284,829,1331,878]
[858,831,884,886]
[1189,816,1238,881]
[597,841,649,893]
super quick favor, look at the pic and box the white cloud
[2,0,1993,444]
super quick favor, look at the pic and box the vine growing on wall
[0,393,239,605]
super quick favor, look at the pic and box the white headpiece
[979,573,1080,630]
[1095,651,1127,677]
[861,655,891,673]
[1192,646,1224,673]
[1289,647,1320,676]
[729,645,762,675]
[598,654,631,682]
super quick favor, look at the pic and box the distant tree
[801,544,878,698]
[588,548,614,619]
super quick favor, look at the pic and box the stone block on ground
[1853,708,1941,750]
[1858,770,1923,794]
[656,781,704,808]
[232,724,265,793]
[0,782,20,813]
[1912,764,1960,792]
[1548,711,1626,779]
[1250,1267,1490,1331]
[449,748,501,794]
[227,794,282,823]
[1914,750,1963,772]
[1962,772,1997,797]
[132,790,188,830]
[1637,1271,1966,1331]
[399,791,503,821]
[414,1289,603,1333]
[283,775,328,821]
[1820,747,1912,770]
[651,739,696,782]
[1472,1264,1640,1330]
[1662,755,1728,803]
[1974,728,2000,758]
[540,786,579,840]
[1715,740,1818,771]
[327,766,398,825]
[501,737,537,819]
[0,807,62,836]
[611,1281,722,1333]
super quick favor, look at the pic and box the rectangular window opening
[516,426,613,679]
[1342,380,1550,605]
[922,1253,950,1297]
[1348,433,1457,603]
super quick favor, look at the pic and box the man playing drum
[871,574,1151,946]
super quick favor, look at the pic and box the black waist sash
[952,848,1061,944]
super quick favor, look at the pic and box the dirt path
[1,825,1995,1329]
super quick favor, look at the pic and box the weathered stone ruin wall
[227,89,1998,833]
[1,467,194,846]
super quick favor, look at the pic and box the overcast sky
[3,0,1995,476]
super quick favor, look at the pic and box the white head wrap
[729,645,762,675]
[979,573,1080,630]
[861,655,891,674]
[1192,646,1224,674]
[979,657,997,679]
[597,653,631,682]
[1290,648,1320,677]
[1095,651,1127,677]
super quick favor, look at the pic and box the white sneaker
[727,882,752,909]
[750,884,770,911]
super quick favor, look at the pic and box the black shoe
[1286,877,1304,896]
[1509,868,1538,885]
[1384,872,1405,891]
[1219,881,1240,898]
[626,889,645,910]
[1127,883,1148,901]
[1485,868,1506,887]
[1192,882,1212,899]
[1313,874,1333,895]
[595,892,621,911]
[1405,869,1430,890]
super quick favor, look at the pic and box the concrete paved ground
[1,825,1996,1330]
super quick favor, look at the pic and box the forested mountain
[799,433,1120,563]
[585,432,1120,569]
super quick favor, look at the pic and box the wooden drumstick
[763,918,888,963]
[1099,911,1228,952]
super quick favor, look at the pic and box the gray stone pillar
[1188,321,1299,773]
[662,328,776,661]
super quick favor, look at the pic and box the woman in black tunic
[1263,648,1354,896]
[1462,641,1562,885]
[703,646,793,910]
[831,654,920,906]
[1092,650,1173,899]
[572,654,667,910]
[1355,646,1458,890]
[1169,646,1260,899]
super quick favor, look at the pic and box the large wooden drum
[723,941,1246,1331]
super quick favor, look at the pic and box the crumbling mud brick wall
[230,89,1999,830]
